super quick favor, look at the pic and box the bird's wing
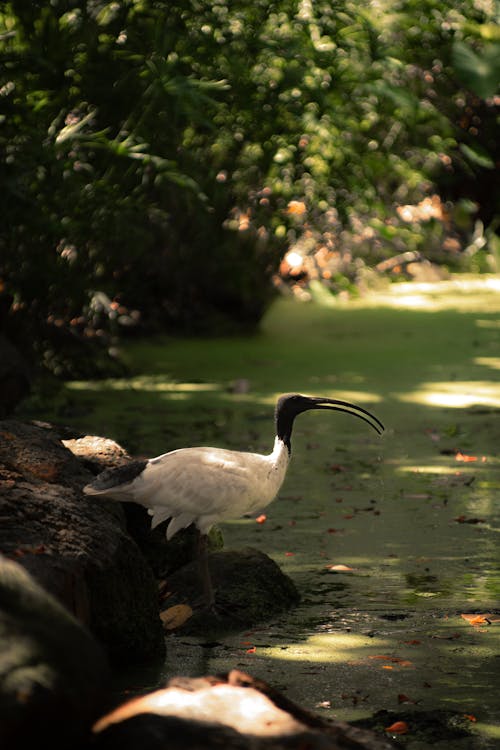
[84,446,281,540]
[141,446,265,515]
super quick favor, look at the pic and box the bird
[83,393,384,609]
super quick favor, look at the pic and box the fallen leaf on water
[460,613,497,626]
[402,639,422,646]
[454,515,485,524]
[398,694,416,704]
[385,721,409,735]
[369,655,413,667]
[341,693,369,705]
[245,646,256,654]
[284,551,295,557]
[255,514,267,524]
[455,452,477,462]
[464,714,477,722]
[431,632,461,640]
[326,564,354,572]
[160,604,193,630]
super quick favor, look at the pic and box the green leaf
[451,40,500,99]
[459,142,495,170]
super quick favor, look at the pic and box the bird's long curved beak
[308,397,384,435]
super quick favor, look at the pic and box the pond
[26,275,500,748]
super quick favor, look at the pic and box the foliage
[0,0,498,376]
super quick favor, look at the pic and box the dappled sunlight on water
[67,377,221,393]
[349,275,500,313]
[398,381,500,408]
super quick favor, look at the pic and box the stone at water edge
[161,546,300,632]
[92,670,396,750]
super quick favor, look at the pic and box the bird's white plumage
[84,436,289,539]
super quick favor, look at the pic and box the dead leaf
[160,604,193,630]
[460,613,498,626]
[385,720,409,735]
[330,464,346,473]
[316,700,331,709]
[327,564,354,572]
[369,655,413,667]
[464,714,477,722]
[398,693,416,704]
[455,452,477,462]
[255,514,267,524]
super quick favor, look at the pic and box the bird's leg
[197,531,216,610]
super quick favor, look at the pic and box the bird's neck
[271,434,291,462]
[276,414,295,455]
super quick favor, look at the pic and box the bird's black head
[275,393,384,453]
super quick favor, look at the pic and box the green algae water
[25,275,500,748]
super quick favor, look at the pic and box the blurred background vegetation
[0,0,499,380]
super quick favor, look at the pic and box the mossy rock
[0,556,109,748]
[161,547,300,634]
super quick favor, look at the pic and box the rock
[161,547,300,633]
[92,670,395,750]
[0,418,91,489]
[0,420,165,664]
[0,555,109,749]
[63,434,132,474]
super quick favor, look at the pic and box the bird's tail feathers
[165,513,195,540]
[149,506,172,530]
[83,482,136,500]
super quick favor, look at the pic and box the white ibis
[83,393,384,609]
